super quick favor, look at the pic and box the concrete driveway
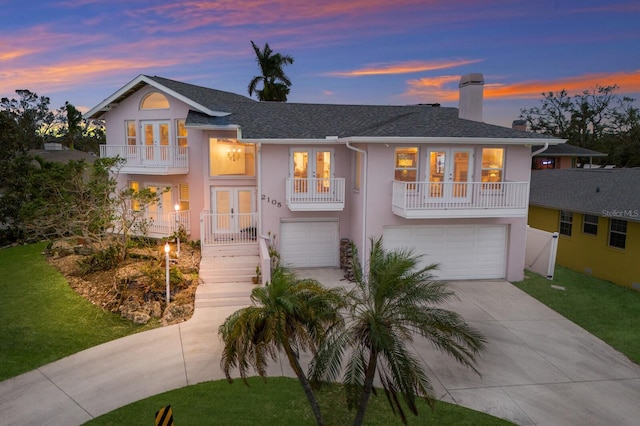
[1,268,639,425]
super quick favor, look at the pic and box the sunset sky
[1,0,639,128]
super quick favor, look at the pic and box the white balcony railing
[126,210,190,238]
[200,211,258,245]
[100,145,189,174]
[285,178,345,211]
[392,181,529,218]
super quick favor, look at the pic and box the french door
[211,187,255,234]
[426,148,473,202]
[147,185,173,231]
[142,121,170,163]
[291,148,334,198]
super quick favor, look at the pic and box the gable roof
[85,75,255,119]
[85,75,565,144]
[532,144,607,157]
[530,169,640,222]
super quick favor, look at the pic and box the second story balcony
[100,145,189,175]
[286,178,346,211]
[392,180,529,219]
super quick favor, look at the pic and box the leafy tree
[310,237,486,426]
[10,156,161,260]
[0,90,55,149]
[247,41,294,102]
[520,85,640,166]
[219,266,344,426]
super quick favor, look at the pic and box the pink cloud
[404,71,640,103]
[327,59,483,77]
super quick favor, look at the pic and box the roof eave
[83,74,231,120]
[340,136,567,145]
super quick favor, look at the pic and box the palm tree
[310,237,486,426]
[219,266,344,426]
[247,41,294,102]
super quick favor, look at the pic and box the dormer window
[141,92,169,110]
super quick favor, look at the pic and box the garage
[280,219,339,267]
[383,224,507,280]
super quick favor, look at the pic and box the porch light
[174,204,181,257]
[164,242,170,305]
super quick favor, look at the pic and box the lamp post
[164,242,170,305]
[174,203,181,257]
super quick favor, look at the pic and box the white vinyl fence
[525,226,559,279]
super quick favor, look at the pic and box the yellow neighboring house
[528,169,640,290]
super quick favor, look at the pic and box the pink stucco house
[85,73,564,282]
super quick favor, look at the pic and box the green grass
[0,243,158,381]
[514,266,640,364]
[86,377,513,426]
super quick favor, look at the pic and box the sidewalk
[1,269,640,425]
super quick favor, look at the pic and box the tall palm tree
[219,266,344,426]
[310,237,486,426]
[247,41,294,102]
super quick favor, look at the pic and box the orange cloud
[485,72,640,99]
[0,57,182,99]
[0,48,37,61]
[327,59,483,77]
[404,71,640,103]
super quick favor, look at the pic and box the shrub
[78,245,121,274]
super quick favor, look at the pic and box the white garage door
[383,225,506,280]
[280,220,339,267]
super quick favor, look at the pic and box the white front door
[211,187,255,233]
[142,121,170,164]
[291,148,334,198]
[426,148,473,202]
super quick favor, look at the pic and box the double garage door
[280,220,339,268]
[383,225,507,280]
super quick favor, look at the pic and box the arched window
[140,92,169,110]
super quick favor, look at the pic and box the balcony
[100,145,189,175]
[285,178,346,211]
[392,181,529,219]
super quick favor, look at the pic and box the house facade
[529,169,640,289]
[86,73,564,282]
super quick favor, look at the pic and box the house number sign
[261,194,282,208]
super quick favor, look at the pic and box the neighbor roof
[530,169,640,222]
[86,75,566,144]
[532,144,607,157]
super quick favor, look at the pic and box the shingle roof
[146,76,255,112]
[532,144,607,157]
[530,169,640,222]
[188,99,561,140]
[141,76,559,140]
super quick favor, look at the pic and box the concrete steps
[196,243,260,309]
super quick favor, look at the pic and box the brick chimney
[512,119,527,131]
[458,73,484,122]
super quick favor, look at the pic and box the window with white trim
[582,214,598,236]
[559,210,573,236]
[129,181,140,211]
[178,183,189,211]
[353,151,361,191]
[481,148,504,182]
[140,92,169,110]
[609,219,627,249]
[176,119,188,147]
[125,120,136,146]
[394,147,418,182]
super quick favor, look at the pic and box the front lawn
[514,266,640,364]
[87,377,513,426]
[0,243,158,381]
